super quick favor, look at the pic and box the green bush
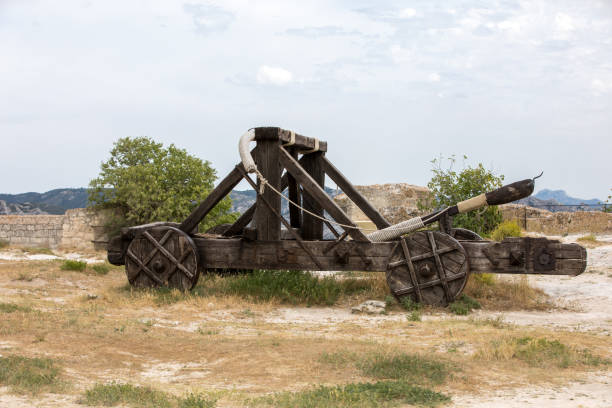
[0,240,9,249]
[491,220,521,241]
[419,155,504,236]
[88,136,238,236]
[61,260,87,271]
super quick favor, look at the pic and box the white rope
[254,168,361,230]
[300,138,319,154]
[282,131,296,147]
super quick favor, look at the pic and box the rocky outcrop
[500,204,612,235]
[334,183,430,232]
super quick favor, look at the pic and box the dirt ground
[0,234,610,407]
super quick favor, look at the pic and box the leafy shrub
[61,260,87,271]
[419,155,504,236]
[88,136,238,236]
[491,220,521,241]
[0,240,9,249]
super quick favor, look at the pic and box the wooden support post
[278,146,370,242]
[320,155,391,230]
[287,149,302,229]
[300,151,325,240]
[179,165,244,234]
[254,128,282,241]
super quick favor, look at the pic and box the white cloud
[592,79,612,94]
[256,65,293,85]
[398,8,416,19]
[428,72,441,82]
[555,13,575,32]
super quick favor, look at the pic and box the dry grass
[0,258,609,406]
[577,234,608,248]
[464,274,551,311]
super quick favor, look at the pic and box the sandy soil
[0,234,610,407]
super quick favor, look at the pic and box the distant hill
[0,186,341,216]
[0,188,88,215]
[515,189,605,212]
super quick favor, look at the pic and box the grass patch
[577,234,597,243]
[476,337,610,368]
[464,274,550,311]
[91,263,111,275]
[0,239,9,249]
[210,270,384,306]
[399,297,423,312]
[253,381,449,408]
[61,260,87,271]
[358,353,451,385]
[0,355,63,394]
[23,247,55,255]
[129,270,388,306]
[80,383,217,408]
[0,302,32,313]
[448,294,481,315]
[490,220,521,242]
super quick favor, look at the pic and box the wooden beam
[301,151,325,240]
[320,155,391,229]
[287,149,302,228]
[179,165,244,233]
[222,172,292,237]
[278,146,370,242]
[278,128,327,152]
[254,128,281,241]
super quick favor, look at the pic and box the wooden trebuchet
[107,126,587,307]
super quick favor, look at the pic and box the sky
[1,0,611,200]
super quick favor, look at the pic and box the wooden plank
[320,155,391,229]
[278,146,370,242]
[300,151,325,240]
[223,172,290,237]
[278,128,327,152]
[400,237,422,302]
[193,238,394,271]
[252,127,328,152]
[287,149,302,228]
[254,128,281,241]
[179,166,244,233]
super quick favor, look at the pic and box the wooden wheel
[386,231,469,306]
[125,226,200,291]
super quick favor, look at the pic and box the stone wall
[0,214,64,248]
[0,208,109,250]
[500,204,612,235]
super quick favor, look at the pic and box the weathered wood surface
[187,236,587,275]
[300,151,325,240]
[287,149,302,229]
[278,146,370,242]
[386,231,468,306]
[179,165,244,234]
[320,155,391,230]
[462,237,586,276]
[278,128,327,152]
[125,226,200,290]
[254,128,281,241]
[194,237,395,271]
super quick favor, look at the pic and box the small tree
[88,137,238,235]
[420,155,504,236]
